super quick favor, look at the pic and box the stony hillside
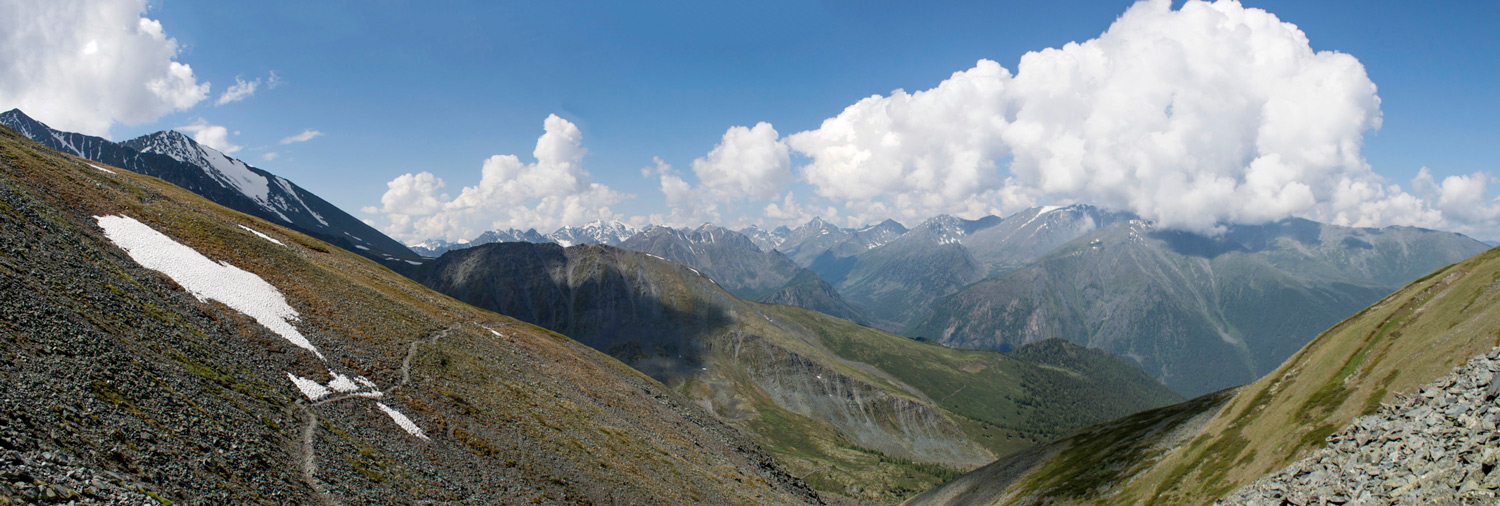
[414,242,1181,503]
[911,218,1489,396]
[0,125,821,505]
[1220,346,1500,505]
[905,242,1500,506]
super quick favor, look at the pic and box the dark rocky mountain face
[409,228,551,257]
[617,224,803,300]
[0,109,419,264]
[738,224,791,253]
[756,269,870,326]
[809,215,999,331]
[413,241,1181,503]
[819,219,911,259]
[910,218,1492,397]
[907,243,1500,506]
[964,204,1136,276]
[0,124,820,505]
[778,217,854,266]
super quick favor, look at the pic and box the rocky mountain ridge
[0,108,419,263]
[408,220,637,257]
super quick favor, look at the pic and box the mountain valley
[410,240,1180,502]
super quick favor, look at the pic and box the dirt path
[296,402,338,506]
[294,321,469,503]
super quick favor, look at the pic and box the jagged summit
[125,130,275,207]
[544,219,638,247]
[737,224,791,252]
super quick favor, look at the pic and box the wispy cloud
[280,129,323,144]
[216,76,259,105]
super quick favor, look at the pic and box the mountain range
[907,231,1500,506]
[407,220,639,257]
[0,109,419,264]
[410,241,1180,502]
[910,217,1490,396]
[414,201,1487,397]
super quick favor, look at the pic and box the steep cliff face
[415,242,1181,503]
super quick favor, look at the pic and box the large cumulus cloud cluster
[0,0,209,136]
[791,0,1397,233]
[706,0,1495,236]
[370,0,1497,242]
[366,115,627,242]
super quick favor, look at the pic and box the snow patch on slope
[377,402,429,440]
[96,215,324,359]
[288,373,332,401]
[98,214,429,439]
[237,225,285,247]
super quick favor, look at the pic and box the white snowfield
[96,215,324,359]
[87,163,115,174]
[377,402,429,440]
[97,214,429,440]
[237,224,286,246]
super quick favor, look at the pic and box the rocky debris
[0,449,160,505]
[1220,347,1500,505]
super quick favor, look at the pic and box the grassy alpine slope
[905,241,1500,506]
[0,125,821,505]
[416,241,1181,503]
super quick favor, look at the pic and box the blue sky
[5,0,1499,242]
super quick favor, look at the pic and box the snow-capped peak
[128,131,273,205]
[548,220,638,246]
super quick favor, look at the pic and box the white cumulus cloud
[178,119,241,154]
[784,0,1494,236]
[650,123,793,227]
[691,122,791,200]
[369,115,628,242]
[0,0,209,136]
[280,129,323,144]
